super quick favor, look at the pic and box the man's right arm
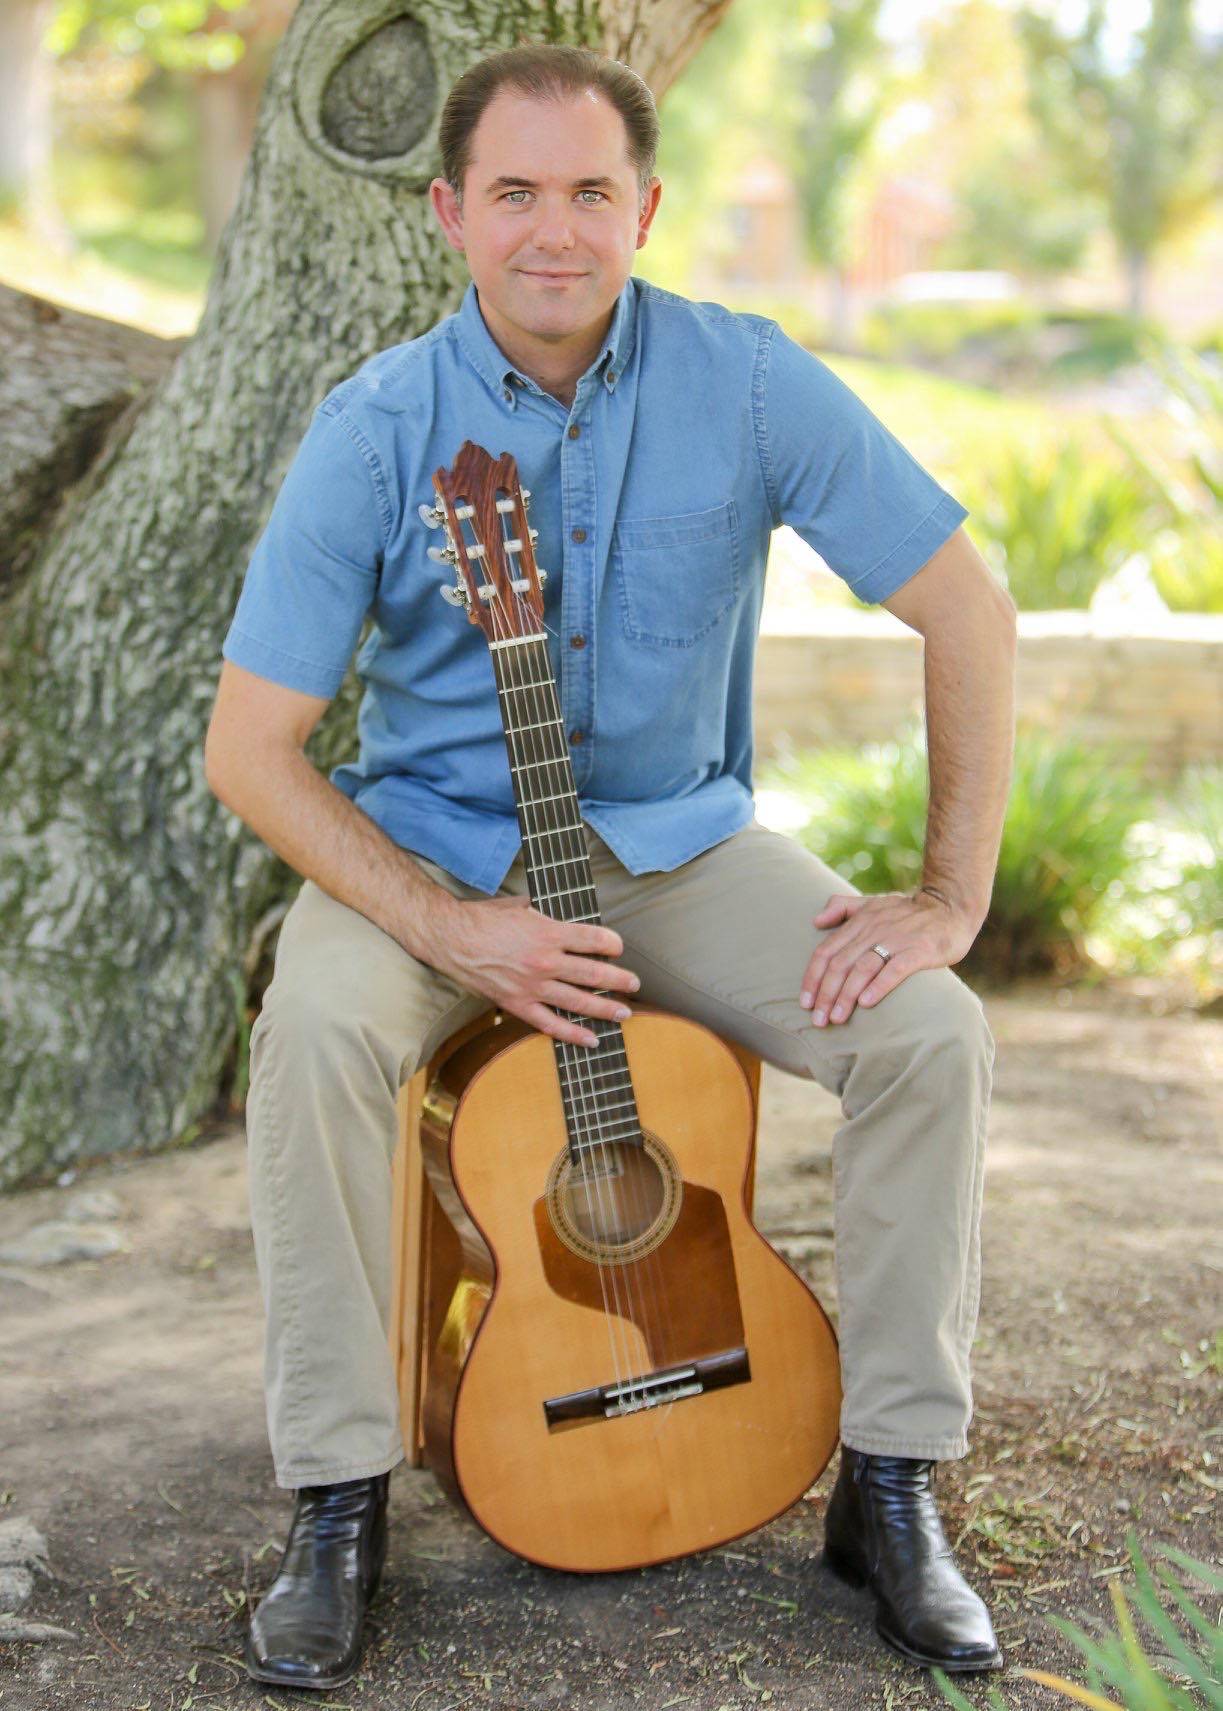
[203,659,459,966]
[202,661,636,1046]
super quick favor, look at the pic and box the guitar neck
[488,633,642,1158]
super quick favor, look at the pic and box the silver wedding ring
[870,943,892,963]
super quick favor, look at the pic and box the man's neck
[476,287,612,408]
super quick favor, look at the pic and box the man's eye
[501,190,606,204]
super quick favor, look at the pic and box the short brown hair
[439,44,660,207]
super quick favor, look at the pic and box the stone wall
[753,611,1223,780]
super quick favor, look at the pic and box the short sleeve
[221,405,387,697]
[756,324,968,605]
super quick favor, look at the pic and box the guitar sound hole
[547,1133,683,1265]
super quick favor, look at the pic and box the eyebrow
[483,175,618,193]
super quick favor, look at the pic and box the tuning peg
[439,582,469,608]
[537,566,548,588]
[427,544,457,564]
[418,501,445,529]
[521,487,531,506]
[529,527,539,542]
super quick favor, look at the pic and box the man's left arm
[799,526,1018,1028]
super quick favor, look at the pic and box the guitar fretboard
[488,633,642,1161]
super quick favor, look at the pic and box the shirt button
[570,633,586,649]
[607,371,616,384]
[571,527,586,544]
[569,729,584,744]
[502,388,512,402]
[567,424,581,439]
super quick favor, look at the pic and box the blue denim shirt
[222,276,967,894]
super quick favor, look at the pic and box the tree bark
[0,285,182,595]
[0,0,732,1190]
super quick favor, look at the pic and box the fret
[515,790,581,811]
[558,1063,633,1086]
[497,677,558,695]
[522,853,590,870]
[560,1093,637,1116]
[570,1136,643,1157]
[568,1117,643,1142]
[521,828,585,848]
[508,756,568,775]
[506,715,566,735]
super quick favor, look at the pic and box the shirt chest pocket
[610,498,741,649]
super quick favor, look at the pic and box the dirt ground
[0,987,1218,1711]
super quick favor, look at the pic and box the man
[205,41,1017,1693]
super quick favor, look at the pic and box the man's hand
[434,894,639,1049]
[799,889,980,1027]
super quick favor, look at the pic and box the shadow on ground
[0,993,1218,1710]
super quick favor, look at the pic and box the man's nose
[531,201,577,250]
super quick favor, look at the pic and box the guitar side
[419,1011,842,1573]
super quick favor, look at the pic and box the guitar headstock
[418,440,548,642]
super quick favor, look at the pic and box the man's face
[430,85,661,349]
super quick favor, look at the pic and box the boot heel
[821,1542,868,1588]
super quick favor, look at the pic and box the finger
[829,949,918,1023]
[556,953,641,995]
[805,942,867,1022]
[562,922,624,959]
[824,955,891,1024]
[540,980,633,1025]
[857,959,909,1009]
[521,1000,600,1048]
[808,935,892,1023]
[813,894,861,925]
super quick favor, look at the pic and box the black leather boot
[822,1447,1002,1672]
[244,1470,390,1690]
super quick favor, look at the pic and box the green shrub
[1146,528,1223,614]
[861,299,1043,365]
[933,1529,1222,1710]
[953,438,1158,609]
[760,719,1154,981]
[1101,335,1223,613]
[1041,309,1168,380]
[1087,763,1223,997]
[859,302,1163,381]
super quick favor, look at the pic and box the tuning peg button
[418,502,444,529]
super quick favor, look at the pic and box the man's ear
[636,177,663,250]
[429,177,465,252]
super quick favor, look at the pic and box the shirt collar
[454,276,637,409]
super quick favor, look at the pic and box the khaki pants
[246,818,994,1489]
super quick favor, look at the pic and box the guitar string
[481,508,645,1413]
[496,506,685,1420]
[484,497,661,1415]
[493,497,678,1416]
[478,506,638,1408]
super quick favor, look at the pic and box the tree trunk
[0,285,182,594]
[0,0,57,237]
[1123,246,1148,321]
[0,0,732,1190]
[826,263,855,353]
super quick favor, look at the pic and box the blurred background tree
[1016,0,1223,319]
[789,0,889,351]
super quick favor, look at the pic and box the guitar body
[419,1007,842,1573]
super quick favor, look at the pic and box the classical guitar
[412,440,841,1572]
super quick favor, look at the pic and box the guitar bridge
[543,1347,750,1429]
